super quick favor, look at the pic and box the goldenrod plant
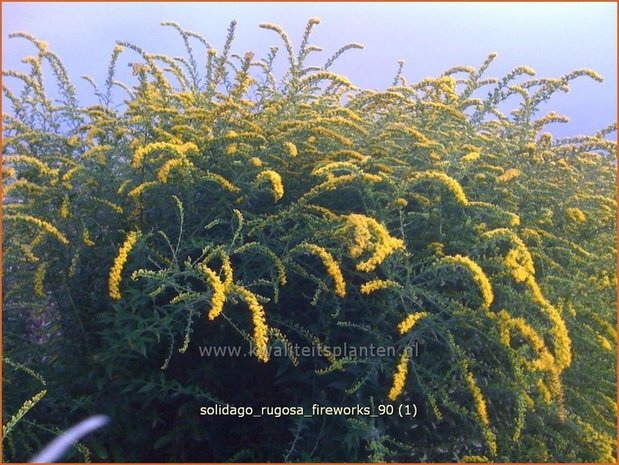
[2,19,616,462]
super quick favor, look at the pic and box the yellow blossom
[5,214,69,245]
[233,285,269,363]
[498,310,555,372]
[565,207,586,223]
[393,197,408,207]
[82,228,95,247]
[461,151,480,162]
[537,379,552,404]
[132,141,198,169]
[398,312,429,334]
[205,172,241,193]
[388,351,409,400]
[345,214,405,272]
[300,244,346,297]
[127,181,158,198]
[360,279,400,295]
[256,169,284,202]
[283,141,298,157]
[525,276,571,370]
[60,195,70,219]
[465,371,489,426]
[410,171,469,205]
[199,263,227,320]
[442,254,493,309]
[250,157,262,167]
[597,334,612,352]
[226,143,238,155]
[496,168,521,183]
[157,157,194,183]
[108,231,139,300]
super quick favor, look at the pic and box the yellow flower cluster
[597,334,613,352]
[249,157,262,167]
[20,244,39,263]
[2,389,47,439]
[328,149,368,162]
[465,371,489,426]
[157,157,194,183]
[387,351,409,400]
[504,248,534,283]
[483,228,535,283]
[108,231,139,300]
[427,242,445,256]
[92,197,123,214]
[127,181,158,198]
[525,276,571,370]
[360,279,400,295]
[199,264,227,320]
[256,169,284,201]
[226,143,238,155]
[312,161,359,177]
[82,228,95,247]
[283,141,298,157]
[3,155,52,177]
[496,168,521,183]
[301,244,346,297]
[393,197,408,207]
[498,310,554,372]
[565,207,586,223]
[461,151,480,162]
[60,195,70,219]
[345,214,405,272]
[537,379,552,404]
[5,214,69,245]
[462,456,489,463]
[410,171,469,205]
[205,172,240,193]
[442,254,494,309]
[233,285,269,363]
[398,312,429,334]
[132,141,198,168]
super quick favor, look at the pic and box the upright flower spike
[108,231,139,300]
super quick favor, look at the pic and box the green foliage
[2,19,616,462]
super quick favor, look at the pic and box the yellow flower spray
[108,231,139,300]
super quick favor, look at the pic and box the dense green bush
[2,19,616,462]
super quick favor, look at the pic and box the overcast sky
[2,2,616,138]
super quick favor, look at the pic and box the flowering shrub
[2,19,616,462]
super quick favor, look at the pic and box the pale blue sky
[2,2,616,137]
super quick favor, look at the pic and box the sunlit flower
[442,254,493,309]
[256,169,284,201]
